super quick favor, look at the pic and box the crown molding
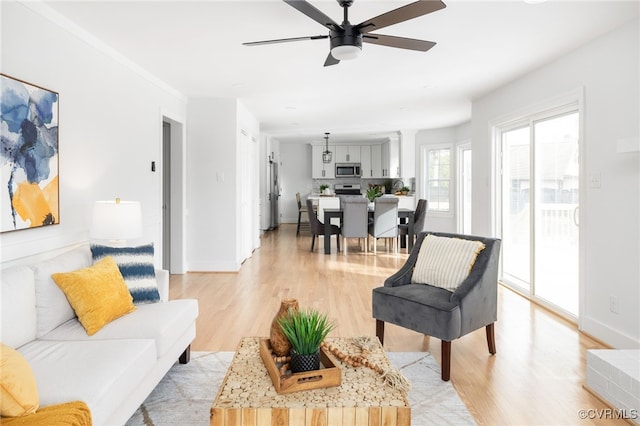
[18,0,187,102]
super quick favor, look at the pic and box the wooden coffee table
[210,337,410,426]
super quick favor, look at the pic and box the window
[425,147,451,212]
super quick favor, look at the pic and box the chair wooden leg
[296,212,301,235]
[310,235,316,252]
[486,323,496,354]
[336,235,340,252]
[179,345,191,364]
[441,340,451,381]
[376,320,385,345]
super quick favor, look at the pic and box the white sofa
[0,244,199,425]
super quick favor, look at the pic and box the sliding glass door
[499,109,580,317]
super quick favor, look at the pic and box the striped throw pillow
[413,235,486,291]
[90,243,160,304]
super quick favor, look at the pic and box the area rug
[125,351,475,426]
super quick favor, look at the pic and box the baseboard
[581,316,640,349]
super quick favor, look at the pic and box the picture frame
[0,73,60,233]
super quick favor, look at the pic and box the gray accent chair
[306,198,340,252]
[368,196,399,253]
[372,231,502,381]
[339,196,369,255]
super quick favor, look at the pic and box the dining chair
[368,196,399,254]
[339,196,369,255]
[296,192,310,236]
[306,199,340,252]
[399,199,427,250]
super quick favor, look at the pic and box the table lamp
[90,198,142,245]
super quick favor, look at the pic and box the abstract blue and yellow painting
[0,74,59,232]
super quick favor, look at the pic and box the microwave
[335,163,361,178]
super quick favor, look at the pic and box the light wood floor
[170,224,621,425]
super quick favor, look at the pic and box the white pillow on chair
[413,234,486,291]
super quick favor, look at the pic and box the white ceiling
[43,0,638,144]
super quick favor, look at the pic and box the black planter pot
[290,349,320,373]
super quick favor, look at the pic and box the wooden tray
[259,338,341,394]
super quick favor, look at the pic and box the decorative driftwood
[210,337,410,426]
[321,340,411,394]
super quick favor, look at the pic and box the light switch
[589,172,601,189]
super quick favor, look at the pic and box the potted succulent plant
[400,186,410,195]
[319,184,330,195]
[277,308,335,373]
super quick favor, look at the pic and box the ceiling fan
[243,0,446,67]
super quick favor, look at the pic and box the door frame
[161,112,186,274]
[457,140,472,234]
[490,88,585,326]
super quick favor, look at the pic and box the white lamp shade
[90,200,142,240]
[331,45,361,61]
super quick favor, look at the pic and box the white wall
[279,143,313,223]
[0,2,187,266]
[400,130,417,180]
[186,98,260,272]
[471,19,639,348]
[187,99,258,271]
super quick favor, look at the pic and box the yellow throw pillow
[0,343,39,417]
[52,256,136,335]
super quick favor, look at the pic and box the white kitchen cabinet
[381,142,390,177]
[381,140,400,178]
[335,146,361,163]
[311,141,398,179]
[360,145,372,178]
[370,144,383,178]
[388,138,400,178]
[397,196,415,210]
[312,145,335,178]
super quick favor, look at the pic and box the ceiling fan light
[331,45,362,61]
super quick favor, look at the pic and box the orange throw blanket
[1,401,91,425]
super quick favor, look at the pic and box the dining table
[322,207,415,255]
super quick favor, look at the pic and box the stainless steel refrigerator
[268,156,280,230]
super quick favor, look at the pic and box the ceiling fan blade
[283,0,341,31]
[356,0,446,34]
[243,35,328,46]
[324,53,340,67]
[363,34,436,52]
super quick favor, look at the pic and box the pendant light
[322,132,333,164]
